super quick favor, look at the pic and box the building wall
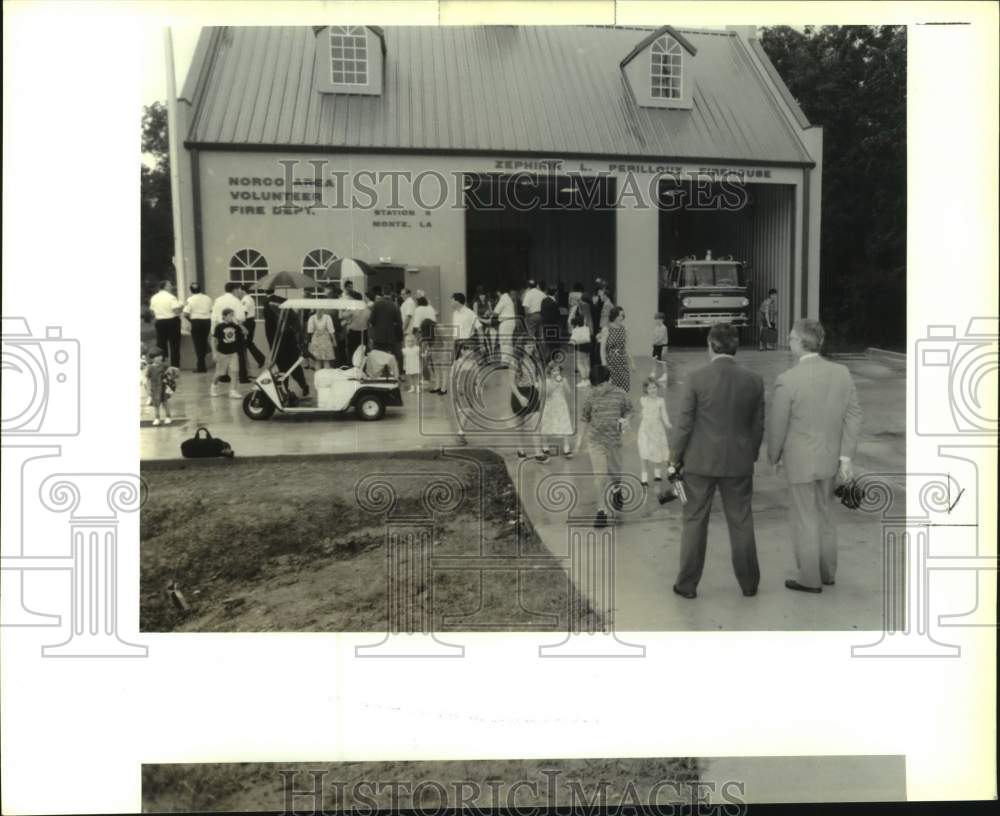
[187,150,806,352]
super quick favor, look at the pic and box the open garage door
[465,175,616,306]
[659,180,795,346]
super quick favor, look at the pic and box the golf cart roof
[279,298,366,310]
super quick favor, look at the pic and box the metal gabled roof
[184,25,813,165]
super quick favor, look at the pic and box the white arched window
[651,35,683,100]
[229,248,269,318]
[330,26,368,85]
[302,248,338,298]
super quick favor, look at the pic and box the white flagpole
[164,27,188,327]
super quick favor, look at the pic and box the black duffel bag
[180,427,234,459]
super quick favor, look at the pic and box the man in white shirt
[182,283,213,372]
[521,279,545,344]
[149,280,183,366]
[400,288,416,334]
[451,292,478,348]
[239,287,267,378]
[494,286,517,362]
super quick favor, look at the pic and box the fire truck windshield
[680,263,743,287]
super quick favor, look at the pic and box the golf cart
[242,298,403,422]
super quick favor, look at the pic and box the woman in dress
[509,347,547,461]
[473,287,497,358]
[306,309,337,369]
[636,376,672,486]
[567,291,593,388]
[600,306,634,393]
[540,359,574,456]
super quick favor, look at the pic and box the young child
[211,308,243,399]
[402,332,422,393]
[540,360,574,456]
[576,365,633,527]
[140,350,151,406]
[145,348,174,426]
[637,376,672,486]
[651,312,669,383]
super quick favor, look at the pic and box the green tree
[760,26,906,350]
[141,101,174,302]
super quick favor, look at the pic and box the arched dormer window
[650,35,683,100]
[330,26,368,85]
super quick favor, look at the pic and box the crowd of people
[143,277,863,597]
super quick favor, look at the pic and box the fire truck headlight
[682,298,692,308]
[740,297,749,307]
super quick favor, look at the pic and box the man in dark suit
[668,323,765,599]
[368,291,404,372]
[767,318,862,593]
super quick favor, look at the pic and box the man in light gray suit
[767,318,863,593]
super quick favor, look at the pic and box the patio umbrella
[323,257,375,280]
[251,270,319,291]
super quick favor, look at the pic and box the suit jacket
[368,298,403,345]
[669,356,765,477]
[767,355,863,484]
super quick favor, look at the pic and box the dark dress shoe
[785,579,822,594]
[672,584,696,600]
[743,589,758,597]
[822,579,836,586]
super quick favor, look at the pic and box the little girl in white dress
[540,360,574,456]
[637,376,671,484]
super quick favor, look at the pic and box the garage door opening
[658,180,795,346]
[465,175,616,307]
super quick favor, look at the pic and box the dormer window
[620,25,697,111]
[650,36,682,100]
[330,26,368,85]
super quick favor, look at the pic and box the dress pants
[188,319,211,371]
[676,472,760,595]
[787,477,837,588]
[498,319,516,363]
[154,317,181,367]
[243,318,266,366]
[525,312,542,347]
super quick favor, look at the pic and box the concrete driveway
[141,344,906,632]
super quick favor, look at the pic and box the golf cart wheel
[242,390,275,421]
[356,394,385,421]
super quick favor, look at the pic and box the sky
[143,26,202,105]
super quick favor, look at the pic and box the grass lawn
[142,757,704,812]
[140,450,600,632]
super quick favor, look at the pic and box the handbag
[180,427,234,458]
[570,324,592,344]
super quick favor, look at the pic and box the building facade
[176,25,822,351]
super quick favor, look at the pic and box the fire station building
[174,24,822,351]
